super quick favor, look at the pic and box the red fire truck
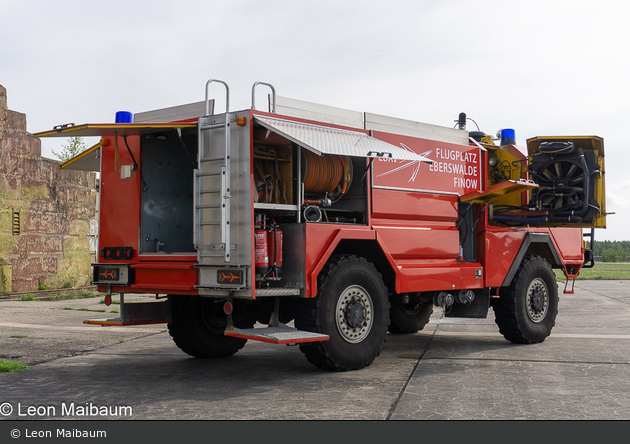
[35,79,606,371]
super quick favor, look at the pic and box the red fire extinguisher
[255,228,269,275]
[268,224,283,275]
[254,220,283,278]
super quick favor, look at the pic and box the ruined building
[0,85,97,293]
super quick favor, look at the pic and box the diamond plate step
[225,323,329,344]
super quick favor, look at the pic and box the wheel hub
[531,289,545,311]
[402,301,422,315]
[345,301,365,328]
[526,278,549,323]
[335,285,373,343]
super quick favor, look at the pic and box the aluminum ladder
[195,79,233,264]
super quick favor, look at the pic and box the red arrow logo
[219,271,241,283]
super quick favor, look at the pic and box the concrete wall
[0,84,98,292]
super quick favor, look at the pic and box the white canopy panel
[254,116,432,163]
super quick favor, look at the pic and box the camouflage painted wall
[0,84,98,292]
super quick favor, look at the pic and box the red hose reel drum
[302,150,352,200]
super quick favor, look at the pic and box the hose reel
[301,150,353,203]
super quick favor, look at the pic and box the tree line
[589,240,630,262]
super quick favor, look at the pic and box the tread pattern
[493,255,558,344]
[295,255,389,371]
[168,296,248,358]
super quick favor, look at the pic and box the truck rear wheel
[168,296,253,358]
[295,255,389,371]
[493,255,558,344]
[388,293,433,334]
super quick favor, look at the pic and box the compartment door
[525,136,606,229]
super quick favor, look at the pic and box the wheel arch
[332,239,396,293]
[307,230,397,298]
[502,233,561,287]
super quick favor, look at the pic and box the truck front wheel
[168,295,253,358]
[295,255,390,371]
[493,255,559,344]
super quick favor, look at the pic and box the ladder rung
[200,123,226,131]
[200,221,221,226]
[196,171,222,177]
[200,156,226,162]
[196,204,221,209]
[198,244,237,251]
[196,244,215,250]
[200,189,221,194]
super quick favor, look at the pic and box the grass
[17,289,100,302]
[554,262,630,281]
[61,306,108,313]
[6,335,45,339]
[0,359,30,373]
[50,290,100,300]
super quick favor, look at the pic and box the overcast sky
[1,0,628,241]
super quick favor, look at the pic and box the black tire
[168,296,253,358]
[493,255,559,344]
[295,255,390,371]
[388,293,433,334]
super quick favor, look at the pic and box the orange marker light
[236,117,247,127]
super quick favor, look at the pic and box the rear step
[83,296,328,344]
[84,298,171,326]
[84,317,170,326]
[225,323,329,344]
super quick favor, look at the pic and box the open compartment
[140,128,199,254]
